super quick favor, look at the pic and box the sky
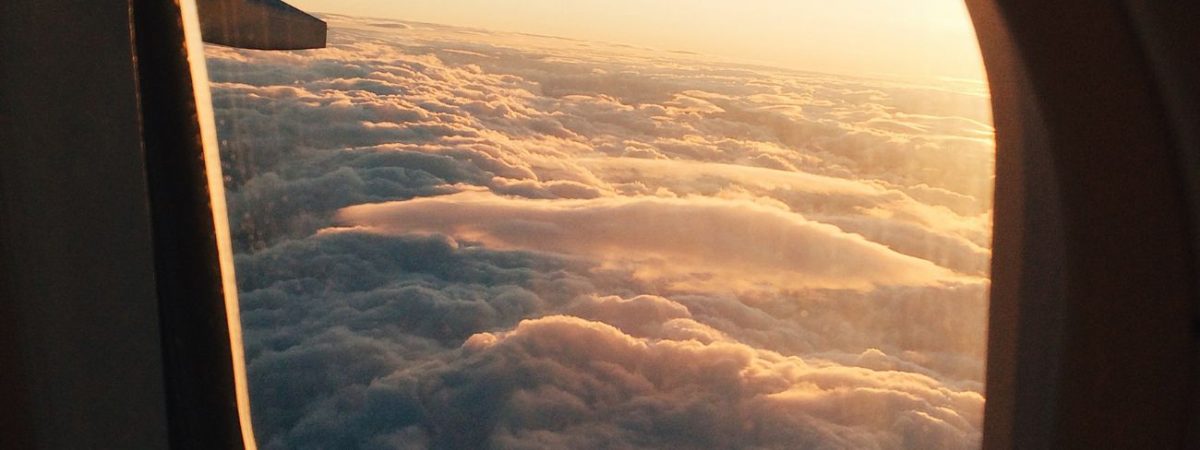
[289,0,986,81]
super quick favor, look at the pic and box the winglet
[196,0,327,50]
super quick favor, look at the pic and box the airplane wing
[196,0,327,50]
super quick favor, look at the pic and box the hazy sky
[289,0,985,81]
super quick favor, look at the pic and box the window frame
[968,0,1199,447]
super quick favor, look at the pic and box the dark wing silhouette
[197,0,326,50]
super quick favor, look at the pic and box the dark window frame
[968,1,1200,447]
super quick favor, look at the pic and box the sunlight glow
[289,0,984,81]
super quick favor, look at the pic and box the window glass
[205,2,994,448]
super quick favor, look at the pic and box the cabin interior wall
[0,0,172,448]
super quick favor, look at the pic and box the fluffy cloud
[234,232,984,449]
[444,315,983,449]
[207,13,994,450]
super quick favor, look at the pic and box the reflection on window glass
[206,1,994,448]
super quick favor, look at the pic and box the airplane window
[202,1,995,448]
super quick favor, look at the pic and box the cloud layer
[208,13,994,449]
[336,191,970,291]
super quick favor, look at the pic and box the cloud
[205,13,995,449]
[389,315,981,449]
[335,191,971,291]
[234,230,986,449]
